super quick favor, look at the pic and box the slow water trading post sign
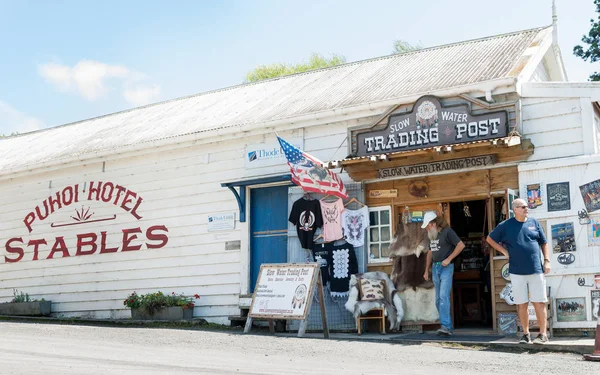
[245,263,329,338]
[354,95,508,157]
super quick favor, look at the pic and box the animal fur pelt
[399,287,439,322]
[389,221,433,292]
[344,271,404,331]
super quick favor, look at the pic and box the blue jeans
[432,262,454,331]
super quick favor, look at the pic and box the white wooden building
[1,25,599,329]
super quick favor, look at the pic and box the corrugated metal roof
[0,26,552,174]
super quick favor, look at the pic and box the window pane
[380,210,390,225]
[381,242,391,257]
[381,226,390,241]
[369,244,379,259]
[370,211,379,226]
[370,228,379,242]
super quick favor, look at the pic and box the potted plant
[0,289,52,316]
[124,291,200,320]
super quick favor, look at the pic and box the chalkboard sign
[547,182,571,212]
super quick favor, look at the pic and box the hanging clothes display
[328,241,358,298]
[341,205,369,247]
[311,242,332,287]
[319,197,344,242]
[289,197,323,249]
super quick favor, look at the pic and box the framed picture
[589,217,600,247]
[526,183,543,209]
[579,179,600,213]
[551,222,576,253]
[592,290,600,320]
[556,297,586,322]
[547,182,571,212]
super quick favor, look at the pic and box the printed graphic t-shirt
[341,206,369,247]
[327,242,358,298]
[489,217,547,275]
[289,198,323,249]
[429,226,461,263]
[320,198,344,242]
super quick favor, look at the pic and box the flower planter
[0,301,52,316]
[131,306,194,321]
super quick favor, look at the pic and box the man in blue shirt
[487,198,551,344]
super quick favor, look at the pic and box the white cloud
[0,100,45,135]
[38,60,160,106]
[123,84,161,107]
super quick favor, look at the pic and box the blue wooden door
[249,186,289,292]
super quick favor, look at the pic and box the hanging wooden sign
[353,96,508,157]
[378,155,496,179]
[368,189,398,198]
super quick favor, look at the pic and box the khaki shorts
[510,273,547,305]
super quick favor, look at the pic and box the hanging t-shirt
[289,197,323,249]
[320,198,344,242]
[341,206,369,247]
[311,242,332,286]
[328,242,358,298]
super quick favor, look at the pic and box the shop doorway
[449,200,492,328]
[249,185,289,292]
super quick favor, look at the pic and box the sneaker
[533,334,548,345]
[436,326,452,336]
[519,333,531,344]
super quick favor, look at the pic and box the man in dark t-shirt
[422,211,465,336]
[487,198,550,345]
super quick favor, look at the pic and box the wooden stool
[356,307,386,335]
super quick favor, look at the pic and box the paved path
[0,322,598,374]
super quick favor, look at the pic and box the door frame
[242,182,292,294]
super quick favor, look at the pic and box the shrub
[123,291,200,314]
[11,289,44,303]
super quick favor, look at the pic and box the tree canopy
[244,53,346,83]
[391,40,422,54]
[573,0,600,81]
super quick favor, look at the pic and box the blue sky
[0,0,597,136]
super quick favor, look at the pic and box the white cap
[421,211,437,229]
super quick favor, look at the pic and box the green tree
[392,39,422,54]
[573,0,600,81]
[244,53,346,82]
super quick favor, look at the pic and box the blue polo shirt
[489,217,547,275]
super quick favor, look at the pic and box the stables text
[5,181,169,263]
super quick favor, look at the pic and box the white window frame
[367,205,393,264]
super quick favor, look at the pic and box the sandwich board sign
[244,263,329,338]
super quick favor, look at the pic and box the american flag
[277,136,348,199]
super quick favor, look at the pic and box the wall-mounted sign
[378,155,496,179]
[551,222,576,253]
[580,179,600,213]
[500,263,510,281]
[557,252,575,265]
[4,181,169,264]
[500,283,515,305]
[368,189,398,198]
[526,183,543,209]
[547,182,571,212]
[207,212,235,232]
[245,137,303,169]
[556,297,586,322]
[354,96,508,157]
